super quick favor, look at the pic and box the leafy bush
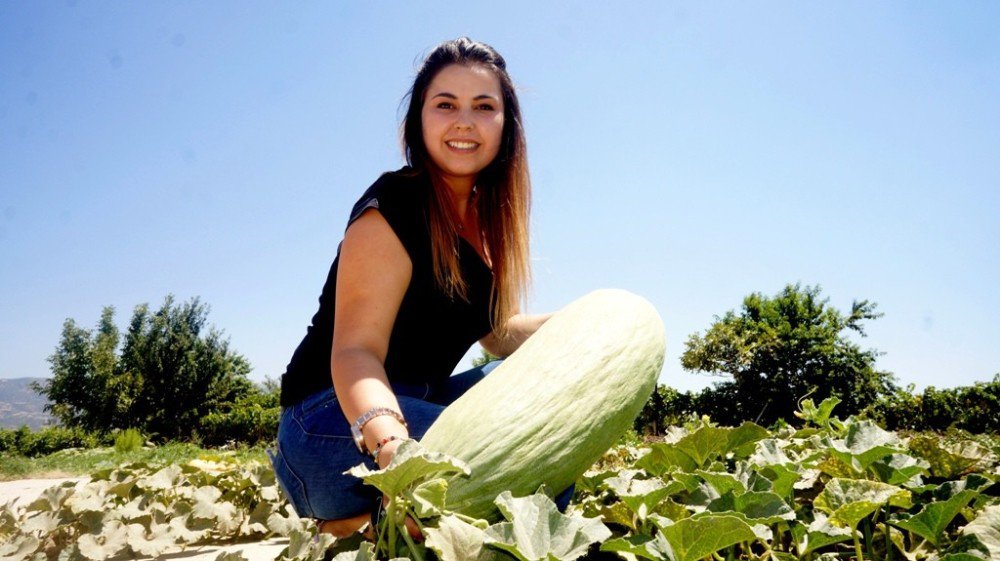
[198,380,280,446]
[0,425,108,457]
[870,374,1000,433]
[114,428,145,453]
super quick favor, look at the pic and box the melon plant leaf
[348,440,470,498]
[909,436,989,479]
[484,492,611,561]
[601,533,675,561]
[748,439,795,468]
[649,513,758,561]
[0,535,40,561]
[814,478,911,529]
[214,551,250,561]
[758,465,801,500]
[601,472,678,520]
[190,486,240,534]
[870,453,929,485]
[125,522,177,558]
[674,425,730,469]
[960,505,1000,560]
[707,491,795,525]
[406,478,449,518]
[696,471,746,497]
[24,483,74,513]
[790,513,853,556]
[635,443,697,475]
[794,396,841,427]
[890,489,978,547]
[600,501,637,531]
[724,422,770,458]
[933,554,988,561]
[141,464,183,491]
[76,520,129,561]
[329,542,377,561]
[20,511,61,534]
[277,528,337,561]
[424,514,513,561]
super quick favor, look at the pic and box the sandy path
[0,477,293,561]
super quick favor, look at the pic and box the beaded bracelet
[372,435,402,463]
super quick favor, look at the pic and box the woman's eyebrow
[430,92,500,102]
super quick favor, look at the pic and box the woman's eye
[477,104,496,111]
[436,102,454,109]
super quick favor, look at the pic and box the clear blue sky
[2,3,998,393]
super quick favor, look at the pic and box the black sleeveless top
[279,168,495,407]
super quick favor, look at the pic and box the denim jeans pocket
[294,390,352,438]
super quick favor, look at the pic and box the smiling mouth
[446,140,479,150]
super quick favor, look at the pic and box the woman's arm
[479,312,554,358]
[331,208,412,467]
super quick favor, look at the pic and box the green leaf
[674,425,730,468]
[347,439,470,498]
[330,542,377,561]
[635,443,697,476]
[758,464,801,500]
[891,490,978,547]
[77,521,129,561]
[407,478,449,519]
[961,505,1000,560]
[141,464,183,491]
[696,471,746,497]
[190,485,240,534]
[601,472,679,521]
[826,420,903,470]
[707,491,795,525]
[748,439,796,467]
[794,396,841,427]
[214,551,250,561]
[814,478,911,529]
[126,521,180,557]
[484,492,611,561]
[0,535,41,561]
[601,533,675,561]
[424,514,512,561]
[649,513,758,561]
[791,513,853,556]
[724,422,771,458]
[24,483,74,513]
[909,436,991,479]
[870,453,929,485]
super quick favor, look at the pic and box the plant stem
[401,529,425,561]
[853,527,865,561]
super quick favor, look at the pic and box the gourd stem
[852,527,865,561]
[401,529,425,561]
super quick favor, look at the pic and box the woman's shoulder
[346,167,429,241]
[363,166,429,201]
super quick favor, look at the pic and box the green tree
[681,284,895,426]
[36,296,254,441]
[118,296,253,440]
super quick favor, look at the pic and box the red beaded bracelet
[372,435,402,463]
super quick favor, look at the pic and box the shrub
[114,428,145,453]
[0,425,107,457]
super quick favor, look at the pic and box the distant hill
[0,378,55,430]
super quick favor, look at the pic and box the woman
[271,37,562,539]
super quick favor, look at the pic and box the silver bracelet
[350,407,406,454]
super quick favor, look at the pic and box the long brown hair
[400,37,531,335]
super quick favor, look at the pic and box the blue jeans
[270,360,574,521]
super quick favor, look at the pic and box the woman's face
[421,64,505,190]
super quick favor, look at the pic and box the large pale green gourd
[420,288,666,520]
